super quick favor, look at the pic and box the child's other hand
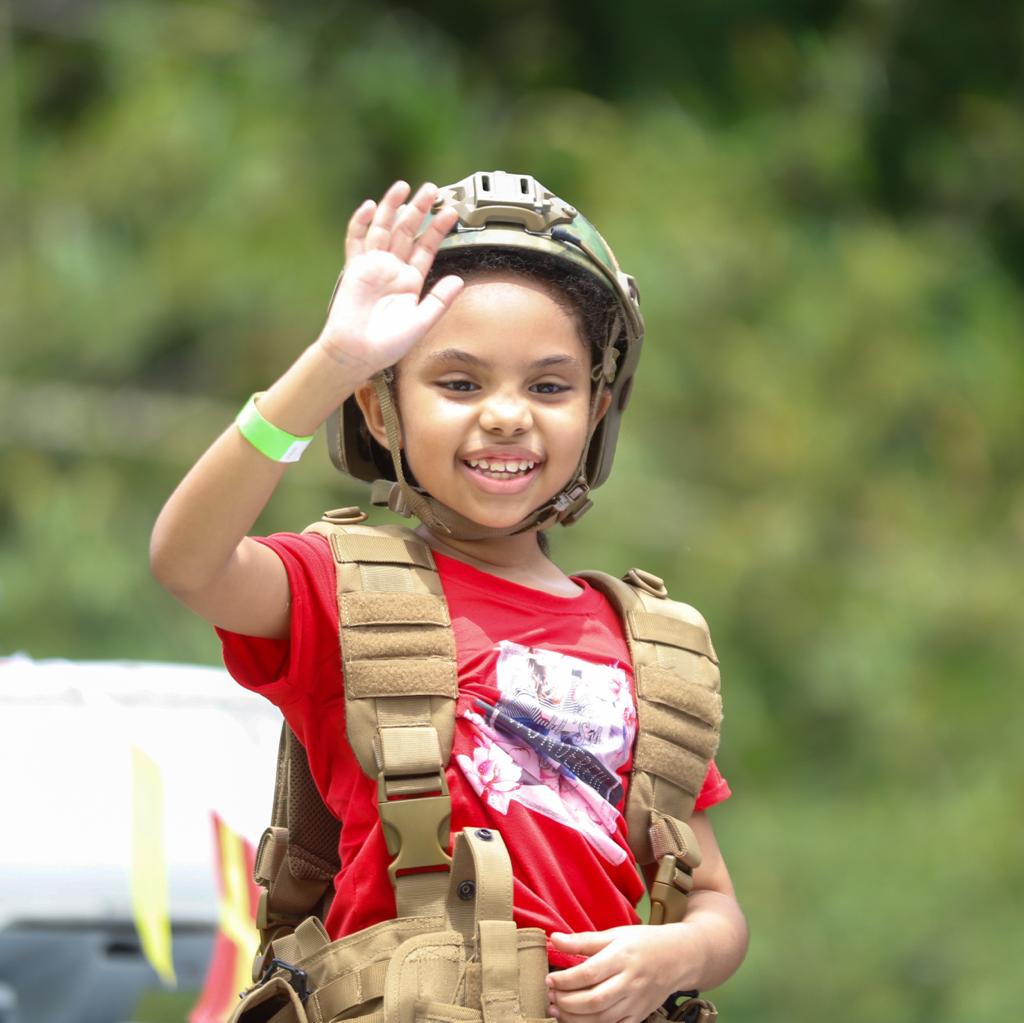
[547,925,703,1023]
[317,180,463,377]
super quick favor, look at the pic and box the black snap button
[475,828,494,841]
[457,880,475,901]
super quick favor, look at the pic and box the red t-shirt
[218,532,730,966]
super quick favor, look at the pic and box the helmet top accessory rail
[325,170,644,540]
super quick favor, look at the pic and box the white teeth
[465,458,537,475]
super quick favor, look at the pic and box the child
[151,171,748,1023]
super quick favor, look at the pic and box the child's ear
[595,388,613,424]
[354,382,393,450]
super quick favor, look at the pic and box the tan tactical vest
[232,514,722,1023]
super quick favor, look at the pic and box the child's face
[362,273,603,531]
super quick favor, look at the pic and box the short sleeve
[693,759,732,812]
[216,532,338,710]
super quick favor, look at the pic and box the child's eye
[438,379,479,393]
[530,381,571,395]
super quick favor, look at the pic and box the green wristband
[235,392,314,463]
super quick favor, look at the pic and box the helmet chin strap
[369,366,609,542]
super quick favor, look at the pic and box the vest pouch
[384,830,553,1023]
[383,923,552,1023]
[229,915,443,1023]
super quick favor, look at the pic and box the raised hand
[150,180,463,644]
[317,180,464,378]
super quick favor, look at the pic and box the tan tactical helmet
[324,169,644,540]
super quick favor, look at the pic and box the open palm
[318,180,464,375]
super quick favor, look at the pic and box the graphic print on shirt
[456,641,636,864]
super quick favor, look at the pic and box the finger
[408,206,461,278]
[554,1003,631,1023]
[345,199,376,260]
[552,987,631,1023]
[408,274,463,335]
[365,180,411,251]
[548,932,617,967]
[390,181,438,261]
[560,1012,630,1023]
[552,975,625,1010]
[548,955,618,994]
[550,973,631,1022]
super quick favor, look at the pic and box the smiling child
[151,171,748,1023]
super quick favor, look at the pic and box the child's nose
[479,393,533,435]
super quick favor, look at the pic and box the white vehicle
[0,656,284,1023]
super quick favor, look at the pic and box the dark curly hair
[423,247,619,361]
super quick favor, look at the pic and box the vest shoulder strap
[575,568,722,870]
[303,517,458,782]
[304,516,457,918]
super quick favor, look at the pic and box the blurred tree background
[2,0,1022,1019]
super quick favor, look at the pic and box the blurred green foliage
[2,1,1023,1020]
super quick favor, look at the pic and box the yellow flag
[189,814,261,1023]
[131,745,176,986]
[216,815,260,955]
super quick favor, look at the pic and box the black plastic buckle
[663,990,701,1022]
[260,958,310,1004]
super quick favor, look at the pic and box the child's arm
[149,180,463,639]
[546,812,748,1023]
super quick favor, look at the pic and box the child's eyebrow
[424,348,584,372]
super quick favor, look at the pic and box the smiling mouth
[463,457,540,480]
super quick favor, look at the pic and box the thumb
[549,930,617,956]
